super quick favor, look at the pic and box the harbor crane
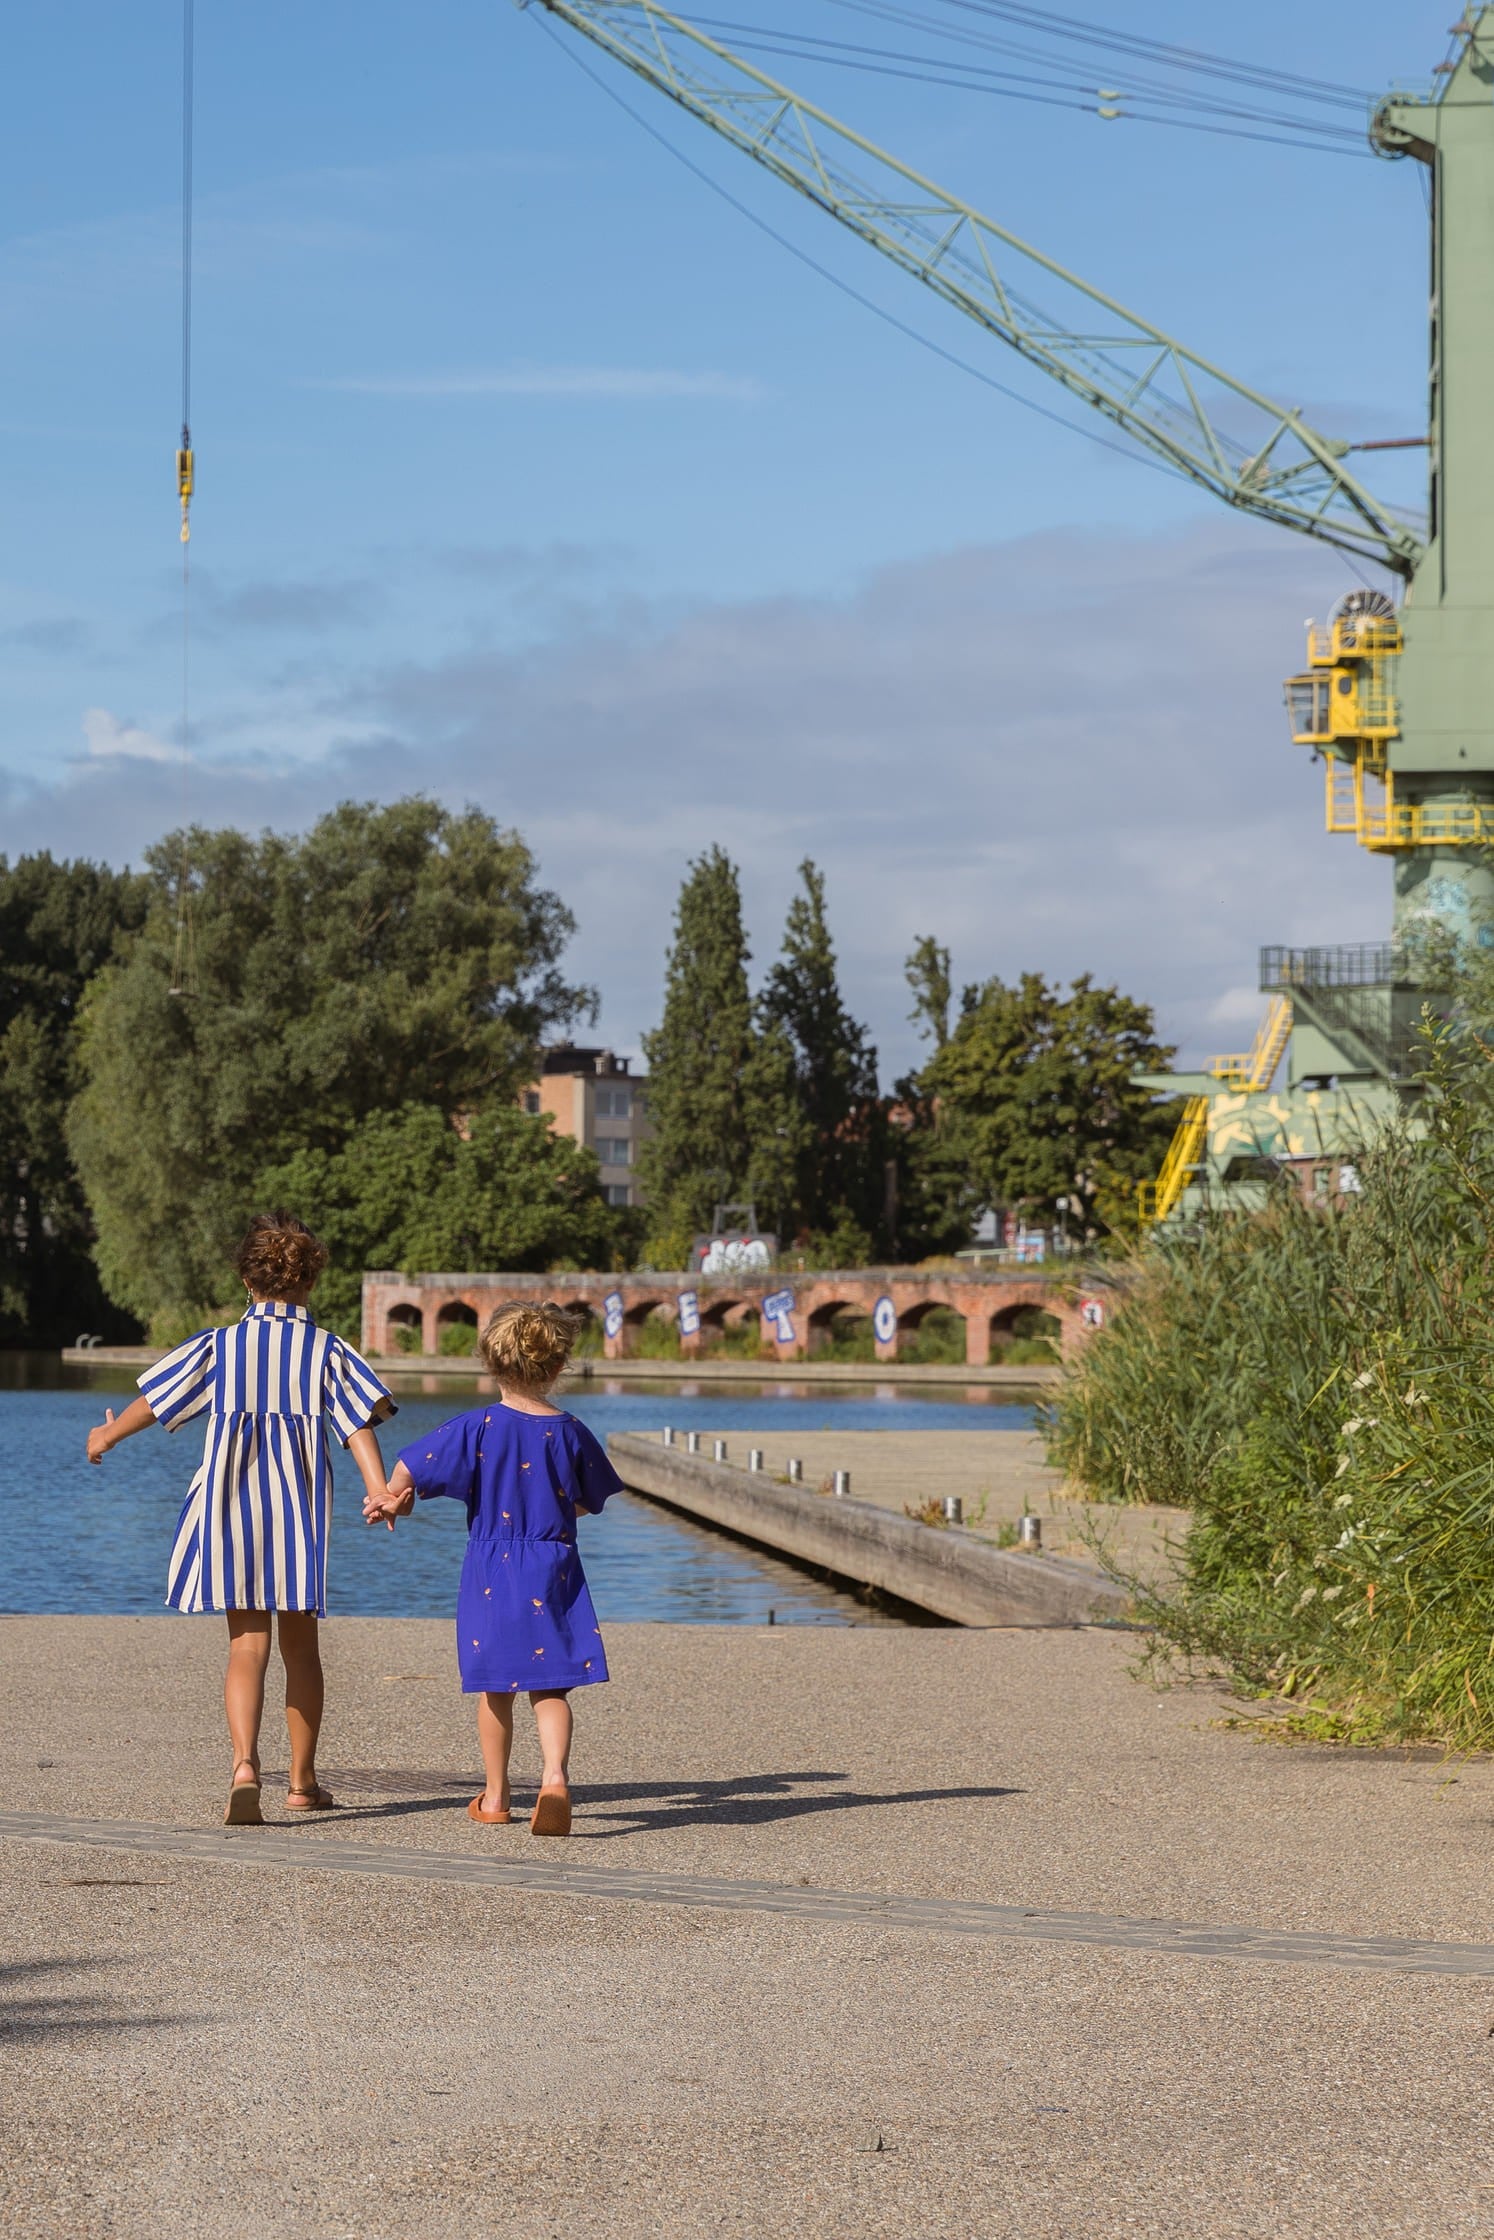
[518,1,1494,1216]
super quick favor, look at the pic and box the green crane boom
[519,0,1422,577]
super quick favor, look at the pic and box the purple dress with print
[397,1405,621,1694]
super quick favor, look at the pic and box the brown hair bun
[479,1300,578,1388]
[233,1212,329,1300]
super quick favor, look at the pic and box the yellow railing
[1209,994,1292,1092]
[1137,995,1291,1223]
[1137,1095,1209,1224]
[1322,759,1494,852]
[1306,616,1401,665]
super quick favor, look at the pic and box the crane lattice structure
[519,0,1494,1220]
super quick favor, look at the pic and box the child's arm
[86,1395,157,1465]
[345,1426,400,1531]
[363,1454,415,1529]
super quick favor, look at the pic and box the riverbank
[60,1345,1060,1390]
[2,1615,1489,2239]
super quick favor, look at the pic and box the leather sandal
[530,1784,572,1838]
[468,1794,513,1825]
[224,1772,262,1827]
[285,1783,335,1812]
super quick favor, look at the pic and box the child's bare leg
[225,1612,272,1780]
[530,1690,573,1792]
[477,1692,515,1815]
[277,1612,325,1794]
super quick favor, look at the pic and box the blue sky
[0,1,1453,1077]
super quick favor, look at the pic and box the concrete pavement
[2,1615,1490,2238]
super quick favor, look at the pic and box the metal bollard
[712,1438,728,1463]
[749,1449,765,1472]
[1018,1514,1043,1548]
[941,1495,963,1524]
[833,1469,851,1498]
[662,1426,675,1446]
[787,1457,803,1483]
[686,1430,700,1455]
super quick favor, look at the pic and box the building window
[596,1137,632,1166]
[522,1090,541,1115]
[604,1184,632,1208]
[596,1086,632,1119]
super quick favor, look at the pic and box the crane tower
[520,1,1494,1217]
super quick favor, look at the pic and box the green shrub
[1049,1016,1494,1749]
[437,1320,478,1357]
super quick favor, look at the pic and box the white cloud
[78,707,175,764]
[13,520,1390,1080]
[1208,983,1273,1029]
[309,366,768,403]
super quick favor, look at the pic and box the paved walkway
[3,1616,1490,2238]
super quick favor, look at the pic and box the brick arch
[361,1268,1098,1364]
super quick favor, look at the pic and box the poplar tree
[639,847,760,1253]
[759,860,880,1245]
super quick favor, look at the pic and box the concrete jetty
[607,1432,1132,1626]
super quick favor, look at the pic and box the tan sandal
[224,1776,262,1827]
[468,1794,512,1826]
[530,1784,572,1838]
[285,1783,335,1812]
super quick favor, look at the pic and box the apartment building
[522,1046,652,1208]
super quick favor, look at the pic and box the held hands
[86,1409,117,1465]
[363,1476,415,1531]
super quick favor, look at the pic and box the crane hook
[177,430,194,544]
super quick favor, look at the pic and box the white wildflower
[1402,1385,1427,1407]
[1295,1585,1318,1609]
[1342,1417,1364,1436]
[1352,1370,1375,1390]
[1320,1584,1344,1602]
[1333,1491,1354,1509]
[1334,1454,1351,1478]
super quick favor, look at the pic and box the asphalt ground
[2,1616,1491,2238]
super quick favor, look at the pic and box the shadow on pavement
[0,1956,188,2044]
[306,1766,1023,1837]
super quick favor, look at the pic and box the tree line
[1,801,1176,1345]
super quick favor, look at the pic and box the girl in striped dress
[85,1212,395,1826]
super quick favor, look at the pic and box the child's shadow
[317,1767,1021,1837]
[575,1772,1023,1839]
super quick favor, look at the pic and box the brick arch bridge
[362,1268,1105,1365]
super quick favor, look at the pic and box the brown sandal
[468,1794,513,1826]
[285,1783,335,1813]
[530,1784,572,1838]
[224,1775,262,1827]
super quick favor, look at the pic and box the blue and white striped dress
[139,1302,395,1616]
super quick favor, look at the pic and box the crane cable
[170,0,197,998]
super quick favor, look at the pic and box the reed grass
[1048,1015,1494,1748]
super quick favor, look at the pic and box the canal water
[0,1362,1036,1626]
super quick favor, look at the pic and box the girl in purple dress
[367,1300,619,1837]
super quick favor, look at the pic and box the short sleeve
[568,1419,623,1513]
[397,1412,479,1503]
[323,1338,397,1448]
[138,1331,217,1432]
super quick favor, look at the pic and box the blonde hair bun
[480,1300,579,1388]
